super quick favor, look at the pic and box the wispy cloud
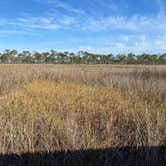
[35,0,85,14]
[10,17,60,30]
[95,0,119,13]
[59,15,75,25]
[0,15,75,32]
[2,13,166,34]
[82,14,166,33]
[0,30,38,36]
[59,33,166,54]
[4,1,165,34]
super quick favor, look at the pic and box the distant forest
[0,49,165,64]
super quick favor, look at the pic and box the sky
[0,0,166,54]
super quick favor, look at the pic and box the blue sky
[0,0,166,54]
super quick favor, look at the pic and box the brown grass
[0,64,165,155]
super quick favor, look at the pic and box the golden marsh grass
[0,64,165,155]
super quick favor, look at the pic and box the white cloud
[119,35,129,42]
[0,15,76,31]
[0,30,38,36]
[64,32,166,54]
[13,17,61,30]
[82,14,166,33]
[59,16,75,25]
[2,1,165,34]
[35,0,85,14]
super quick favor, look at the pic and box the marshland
[0,65,165,153]
[0,64,165,165]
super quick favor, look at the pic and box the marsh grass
[0,64,165,154]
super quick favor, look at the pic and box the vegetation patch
[0,79,165,154]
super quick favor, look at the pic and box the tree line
[0,49,165,64]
